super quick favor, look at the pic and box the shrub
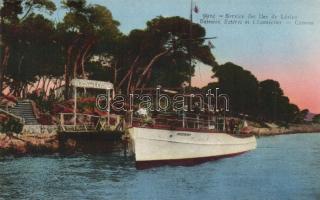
[0,117,24,134]
[27,90,57,113]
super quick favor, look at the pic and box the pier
[57,79,123,141]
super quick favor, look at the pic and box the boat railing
[131,114,226,131]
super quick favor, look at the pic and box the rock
[9,138,27,154]
[65,138,77,148]
[0,133,60,155]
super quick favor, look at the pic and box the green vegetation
[205,62,306,124]
[114,16,217,94]
[27,90,56,113]
[0,117,23,134]
[0,0,308,124]
[206,62,259,116]
[313,114,320,123]
[1,0,216,97]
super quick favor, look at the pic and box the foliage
[37,113,54,125]
[0,0,309,125]
[206,64,302,123]
[1,1,217,98]
[55,0,121,99]
[115,16,217,93]
[312,114,320,123]
[294,109,309,123]
[258,79,300,122]
[86,61,113,81]
[5,14,63,94]
[27,90,56,113]
[77,101,96,112]
[0,0,61,96]
[207,62,259,116]
[0,117,24,134]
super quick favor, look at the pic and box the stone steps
[9,100,39,125]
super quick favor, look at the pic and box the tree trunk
[20,5,33,21]
[3,85,9,95]
[127,70,133,95]
[64,45,74,99]
[52,79,57,91]
[64,35,81,100]
[80,39,95,78]
[0,46,10,96]
[135,49,170,89]
[44,78,52,95]
[17,55,25,97]
[113,61,118,89]
[64,63,70,99]
[141,69,152,90]
[22,84,28,98]
[58,78,63,88]
[42,76,47,91]
[117,54,140,91]
[73,49,82,79]
[73,38,94,79]
[35,77,42,91]
[27,84,32,94]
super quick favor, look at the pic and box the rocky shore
[0,133,60,155]
[0,132,124,156]
[251,123,320,136]
[1,123,320,156]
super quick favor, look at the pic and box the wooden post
[197,115,200,129]
[130,111,133,127]
[182,112,184,128]
[107,89,110,126]
[74,86,77,129]
[60,113,64,126]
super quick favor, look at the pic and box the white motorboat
[128,114,257,169]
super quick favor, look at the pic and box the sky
[53,0,320,113]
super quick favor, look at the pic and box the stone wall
[22,125,58,135]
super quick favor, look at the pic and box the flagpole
[189,0,193,87]
[190,0,193,23]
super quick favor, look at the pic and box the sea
[0,133,319,200]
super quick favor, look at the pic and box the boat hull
[128,127,257,168]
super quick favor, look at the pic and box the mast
[188,0,193,87]
[188,1,217,88]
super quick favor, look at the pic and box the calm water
[0,133,320,200]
